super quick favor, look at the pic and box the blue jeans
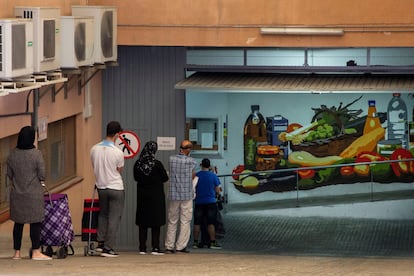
[97,189,125,250]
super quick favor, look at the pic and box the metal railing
[217,157,414,207]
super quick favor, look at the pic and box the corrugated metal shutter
[102,46,186,250]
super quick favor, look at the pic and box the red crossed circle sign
[115,130,141,159]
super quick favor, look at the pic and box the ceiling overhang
[175,72,414,93]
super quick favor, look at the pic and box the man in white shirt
[90,121,125,257]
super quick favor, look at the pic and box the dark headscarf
[17,126,36,150]
[136,141,157,176]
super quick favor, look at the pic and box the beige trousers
[164,199,193,251]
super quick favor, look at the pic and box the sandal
[32,256,52,261]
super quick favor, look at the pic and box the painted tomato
[232,164,245,180]
[357,151,385,162]
[354,151,389,177]
[390,148,414,177]
[286,123,303,133]
[297,169,315,179]
[354,156,371,176]
[340,166,355,177]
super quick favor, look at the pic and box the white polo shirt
[90,140,125,190]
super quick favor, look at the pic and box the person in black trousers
[134,141,169,255]
[7,126,52,260]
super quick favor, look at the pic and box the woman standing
[133,141,169,255]
[7,126,52,260]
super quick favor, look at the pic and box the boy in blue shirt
[192,158,222,249]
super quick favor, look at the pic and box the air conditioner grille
[0,25,3,71]
[12,24,26,70]
[101,11,113,58]
[75,22,86,61]
[43,20,56,59]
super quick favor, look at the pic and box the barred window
[38,116,76,190]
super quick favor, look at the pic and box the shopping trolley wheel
[45,246,53,257]
[56,246,67,259]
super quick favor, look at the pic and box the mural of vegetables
[339,127,385,158]
[232,96,414,195]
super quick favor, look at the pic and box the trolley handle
[42,181,53,209]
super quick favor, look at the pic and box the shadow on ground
[214,213,414,257]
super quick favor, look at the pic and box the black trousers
[138,225,161,252]
[13,222,41,250]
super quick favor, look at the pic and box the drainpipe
[32,88,39,130]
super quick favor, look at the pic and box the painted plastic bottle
[243,105,267,170]
[387,93,408,148]
[363,100,381,135]
[410,106,414,150]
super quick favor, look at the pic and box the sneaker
[101,248,119,257]
[139,251,147,255]
[164,249,175,254]
[95,242,104,253]
[209,241,222,250]
[192,241,200,249]
[151,248,165,255]
[176,248,190,253]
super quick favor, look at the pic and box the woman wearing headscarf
[7,126,52,260]
[133,141,169,255]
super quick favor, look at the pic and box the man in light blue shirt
[164,140,197,253]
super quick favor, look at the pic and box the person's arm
[214,175,221,195]
[117,166,124,174]
[117,152,125,174]
[37,150,46,182]
[215,185,221,194]
[158,160,169,182]
[191,159,198,179]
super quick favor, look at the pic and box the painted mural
[232,94,414,195]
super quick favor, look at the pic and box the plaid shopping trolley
[40,193,75,258]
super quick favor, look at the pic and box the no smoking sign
[115,130,141,159]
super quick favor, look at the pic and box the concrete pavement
[1,198,414,275]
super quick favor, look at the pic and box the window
[185,117,225,158]
[0,135,15,212]
[38,116,76,190]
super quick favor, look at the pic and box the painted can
[377,139,402,157]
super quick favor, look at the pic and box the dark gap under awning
[174,72,414,92]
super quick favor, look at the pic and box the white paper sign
[189,129,198,142]
[201,132,213,149]
[37,117,48,141]
[157,137,176,150]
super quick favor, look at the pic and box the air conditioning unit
[0,19,34,79]
[14,7,61,73]
[72,5,117,64]
[60,16,95,68]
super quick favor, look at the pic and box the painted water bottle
[387,93,408,148]
[410,106,414,150]
[363,100,381,135]
[243,105,267,170]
